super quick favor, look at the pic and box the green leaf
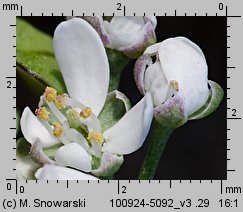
[106,48,130,92]
[17,137,31,156]
[16,18,66,93]
[98,90,131,132]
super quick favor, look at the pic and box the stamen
[87,131,104,144]
[44,86,57,102]
[64,97,102,132]
[47,101,67,124]
[55,94,67,110]
[53,122,64,138]
[35,107,50,120]
[170,80,179,91]
[80,107,92,119]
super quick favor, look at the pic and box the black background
[18,17,227,179]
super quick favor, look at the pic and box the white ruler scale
[1,0,242,211]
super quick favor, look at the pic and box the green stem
[138,119,174,180]
[105,48,130,92]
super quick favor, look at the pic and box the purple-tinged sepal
[154,94,187,128]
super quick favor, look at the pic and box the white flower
[20,18,154,180]
[82,16,157,58]
[134,37,224,128]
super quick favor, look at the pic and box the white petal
[103,17,146,49]
[144,61,169,106]
[55,142,92,172]
[20,107,58,147]
[158,37,208,115]
[144,42,161,55]
[64,128,89,151]
[102,93,153,155]
[53,18,109,116]
[147,16,157,28]
[35,164,98,180]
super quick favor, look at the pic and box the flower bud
[82,16,157,58]
[134,37,224,128]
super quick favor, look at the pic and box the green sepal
[43,143,64,160]
[91,151,124,177]
[154,95,187,129]
[91,156,101,170]
[189,80,224,120]
[98,90,131,132]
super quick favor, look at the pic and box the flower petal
[103,17,146,49]
[144,42,161,55]
[157,37,209,115]
[144,61,169,106]
[146,16,157,28]
[53,18,109,115]
[20,107,58,147]
[55,142,92,172]
[35,164,98,180]
[102,93,153,155]
[189,80,224,120]
[82,16,111,46]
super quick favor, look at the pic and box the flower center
[36,87,104,157]
[88,132,104,144]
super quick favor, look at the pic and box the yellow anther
[53,122,63,138]
[55,94,67,110]
[170,80,179,91]
[87,131,104,144]
[35,107,50,120]
[44,86,57,102]
[80,107,92,119]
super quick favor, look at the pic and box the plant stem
[138,119,174,180]
[105,48,130,92]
